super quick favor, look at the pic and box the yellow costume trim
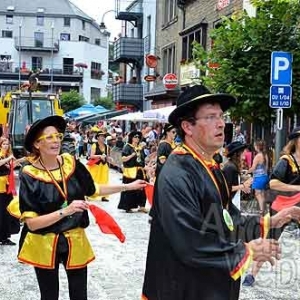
[22,153,75,182]
[7,196,21,219]
[20,211,39,222]
[123,167,138,179]
[281,154,298,173]
[18,227,95,269]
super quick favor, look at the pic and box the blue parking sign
[269,85,292,108]
[271,52,292,85]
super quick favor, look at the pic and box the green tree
[93,94,115,110]
[60,90,85,113]
[192,0,300,123]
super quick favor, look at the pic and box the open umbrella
[75,63,88,69]
[65,104,100,118]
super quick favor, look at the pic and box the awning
[144,81,180,99]
[81,110,128,124]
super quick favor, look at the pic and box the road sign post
[270,51,293,162]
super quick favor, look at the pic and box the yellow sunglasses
[37,132,64,142]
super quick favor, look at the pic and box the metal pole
[51,22,54,93]
[18,23,22,90]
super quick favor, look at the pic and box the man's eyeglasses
[37,133,64,142]
[195,114,226,123]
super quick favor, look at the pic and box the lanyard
[39,158,68,202]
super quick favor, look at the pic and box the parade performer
[243,127,300,287]
[87,131,110,202]
[222,141,252,210]
[0,138,17,245]
[118,131,148,213]
[141,85,300,300]
[17,116,146,300]
[155,123,176,178]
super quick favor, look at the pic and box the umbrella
[75,63,88,68]
[65,104,100,118]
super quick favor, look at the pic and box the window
[91,87,101,103]
[34,32,44,47]
[37,16,44,26]
[181,28,206,61]
[6,15,13,24]
[2,30,13,38]
[95,38,100,46]
[0,55,12,72]
[79,35,89,42]
[91,62,102,80]
[162,44,176,74]
[82,20,85,30]
[64,17,70,27]
[60,33,70,41]
[163,0,176,24]
[32,57,43,71]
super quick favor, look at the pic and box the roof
[0,0,93,20]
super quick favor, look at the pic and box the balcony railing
[14,37,59,52]
[112,83,143,103]
[0,61,83,76]
[115,0,143,21]
[113,37,144,64]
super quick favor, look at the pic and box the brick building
[145,0,253,108]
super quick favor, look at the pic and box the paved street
[1,168,300,299]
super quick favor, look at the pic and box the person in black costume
[141,85,300,300]
[17,116,146,300]
[155,123,176,178]
[118,131,148,213]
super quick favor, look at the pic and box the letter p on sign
[271,52,292,85]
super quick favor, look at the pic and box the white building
[0,0,109,103]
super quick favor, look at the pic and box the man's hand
[247,238,281,266]
[271,206,300,228]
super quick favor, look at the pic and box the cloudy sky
[69,0,124,40]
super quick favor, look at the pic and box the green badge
[223,209,234,231]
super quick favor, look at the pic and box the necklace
[39,157,68,207]
[183,144,234,232]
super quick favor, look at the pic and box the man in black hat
[142,85,300,300]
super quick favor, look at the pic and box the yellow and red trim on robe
[230,244,253,280]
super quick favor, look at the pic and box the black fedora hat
[288,126,300,140]
[128,131,142,140]
[24,116,66,152]
[168,85,237,126]
[226,141,247,157]
[162,123,175,135]
[95,131,108,138]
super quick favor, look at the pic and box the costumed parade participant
[118,131,148,213]
[17,116,146,300]
[0,138,17,245]
[87,130,110,202]
[243,128,300,287]
[141,85,300,300]
[222,141,252,210]
[155,123,176,178]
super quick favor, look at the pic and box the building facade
[112,0,157,112]
[0,0,109,103]
[145,0,256,108]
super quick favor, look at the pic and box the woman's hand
[271,206,300,228]
[64,200,89,216]
[247,238,281,266]
[126,180,147,191]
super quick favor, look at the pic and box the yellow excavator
[0,91,64,157]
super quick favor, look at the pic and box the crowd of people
[2,84,300,299]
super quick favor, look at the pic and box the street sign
[270,52,293,85]
[269,85,292,108]
[276,108,283,130]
